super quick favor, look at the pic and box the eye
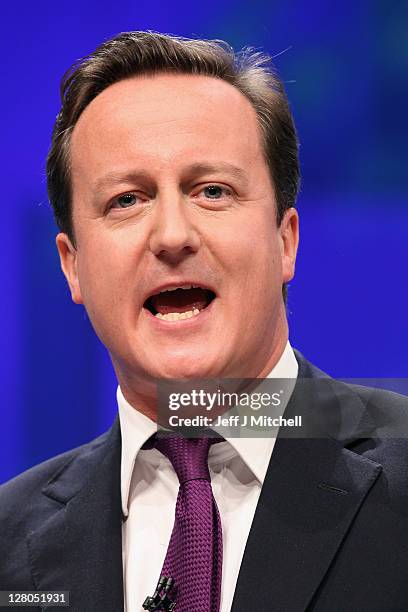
[110,192,141,209]
[201,185,231,199]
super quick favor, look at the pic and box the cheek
[213,214,282,303]
[75,239,133,315]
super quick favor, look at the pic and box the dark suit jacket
[1,352,408,612]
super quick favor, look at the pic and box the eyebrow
[93,171,148,192]
[93,162,249,192]
[183,162,249,188]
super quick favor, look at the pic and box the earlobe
[56,233,83,304]
[280,208,299,283]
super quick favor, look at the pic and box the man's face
[57,73,298,395]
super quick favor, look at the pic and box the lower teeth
[155,308,201,321]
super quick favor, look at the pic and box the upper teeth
[159,284,201,294]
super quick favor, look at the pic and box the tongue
[151,288,210,315]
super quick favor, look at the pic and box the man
[1,31,407,612]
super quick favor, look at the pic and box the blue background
[1,0,407,483]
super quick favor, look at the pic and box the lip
[142,280,217,304]
[143,295,217,329]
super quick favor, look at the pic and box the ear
[56,233,83,304]
[279,208,299,283]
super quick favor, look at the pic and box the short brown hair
[46,31,300,299]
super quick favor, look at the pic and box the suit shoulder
[349,381,408,423]
[341,383,408,486]
[0,430,109,514]
[295,351,407,413]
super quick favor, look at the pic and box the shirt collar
[118,340,298,516]
[117,388,157,517]
[214,341,298,484]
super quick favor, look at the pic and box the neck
[115,334,289,423]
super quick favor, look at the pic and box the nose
[149,191,201,264]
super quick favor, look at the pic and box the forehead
[70,73,264,174]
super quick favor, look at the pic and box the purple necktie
[147,435,223,612]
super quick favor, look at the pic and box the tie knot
[155,436,214,484]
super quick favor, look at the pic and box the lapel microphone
[143,576,177,611]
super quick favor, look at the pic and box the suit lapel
[231,354,383,612]
[27,418,124,611]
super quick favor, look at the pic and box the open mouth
[144,285,216,321]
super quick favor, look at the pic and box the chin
[149,354,222,381]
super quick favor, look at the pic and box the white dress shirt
[119,341,298,612]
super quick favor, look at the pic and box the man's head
[50,32,299,408]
